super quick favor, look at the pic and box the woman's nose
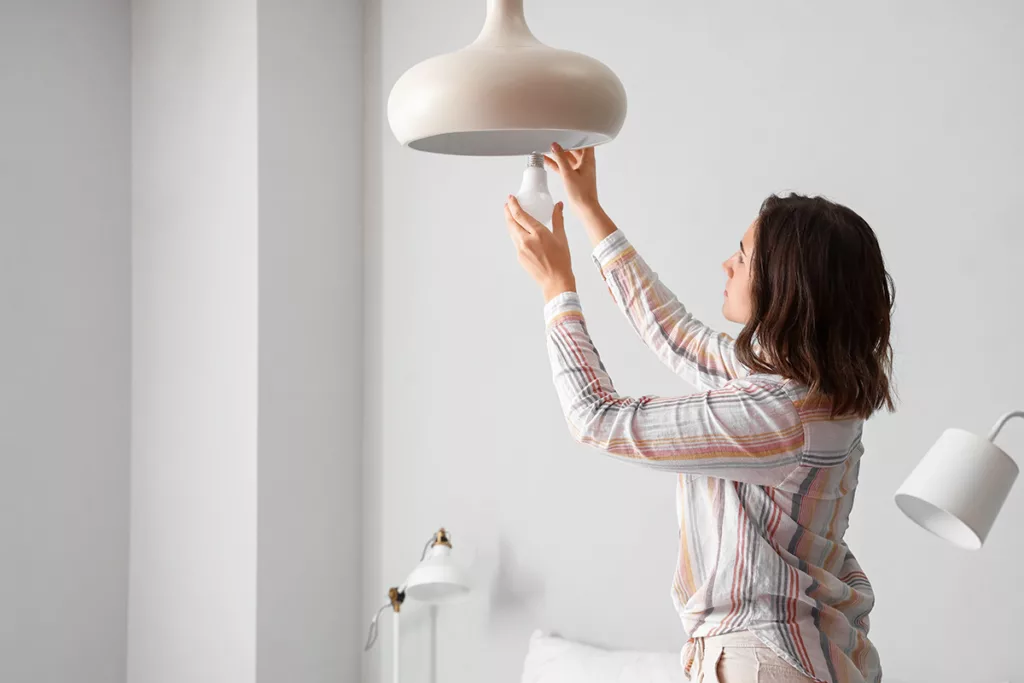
[722,259,732,275]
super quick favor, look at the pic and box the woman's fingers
[505,204,530,245]
[548,143,573,177]
[569,149,585,170]
[551,202,565,240]
[582,146,596,168]
[506,196,544,235]
[549,143,594,172]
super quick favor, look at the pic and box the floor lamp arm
[987,410,1024,442]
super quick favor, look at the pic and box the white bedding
[520,630,682,683]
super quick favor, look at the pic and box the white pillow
[521,630,682,683]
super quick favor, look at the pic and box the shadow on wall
[488,534,546,622]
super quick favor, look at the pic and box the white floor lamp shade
[387,0,627,156]
[895,422,1020,550]
[404,542,470,602]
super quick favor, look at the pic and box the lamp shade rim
[894,491,984,550]
[405,128,614,156]
[404,572,470,603]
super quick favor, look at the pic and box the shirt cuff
[543,291,583,326]
[591,230,635,272]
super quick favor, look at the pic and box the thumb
[551,202,566,239]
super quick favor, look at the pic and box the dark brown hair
[735,194,896,419]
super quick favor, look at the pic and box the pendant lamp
[387,0,628,156]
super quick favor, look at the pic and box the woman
[504,143,894,683]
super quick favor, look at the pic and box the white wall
[256,1,363,682]
[0,2,131,682]
[130,1,259,681]
[365,2,1024,683]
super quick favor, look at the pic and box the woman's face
[722,221,757,324]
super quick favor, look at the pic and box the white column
[130,1,361,682]
[130,0,259,681]
[256,0,363,682]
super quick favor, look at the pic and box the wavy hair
[735,194,896,419]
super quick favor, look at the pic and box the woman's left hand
[505,196,577,302]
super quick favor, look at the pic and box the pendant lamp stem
[473,0,539,47]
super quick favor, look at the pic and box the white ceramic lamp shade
[895,427,1019,549]
[387,0,627,156]
[404,543,470,603]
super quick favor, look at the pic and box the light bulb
[515,153,555,227]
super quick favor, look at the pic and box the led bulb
[515,153,555,227]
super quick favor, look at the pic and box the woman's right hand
[545,143,600,217]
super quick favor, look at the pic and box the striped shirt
[543,230,880,683]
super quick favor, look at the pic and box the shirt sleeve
[544,292,804,486]
[592,230,748,391]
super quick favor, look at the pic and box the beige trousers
[689,632,818,683]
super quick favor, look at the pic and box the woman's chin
[722,304,742,325]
